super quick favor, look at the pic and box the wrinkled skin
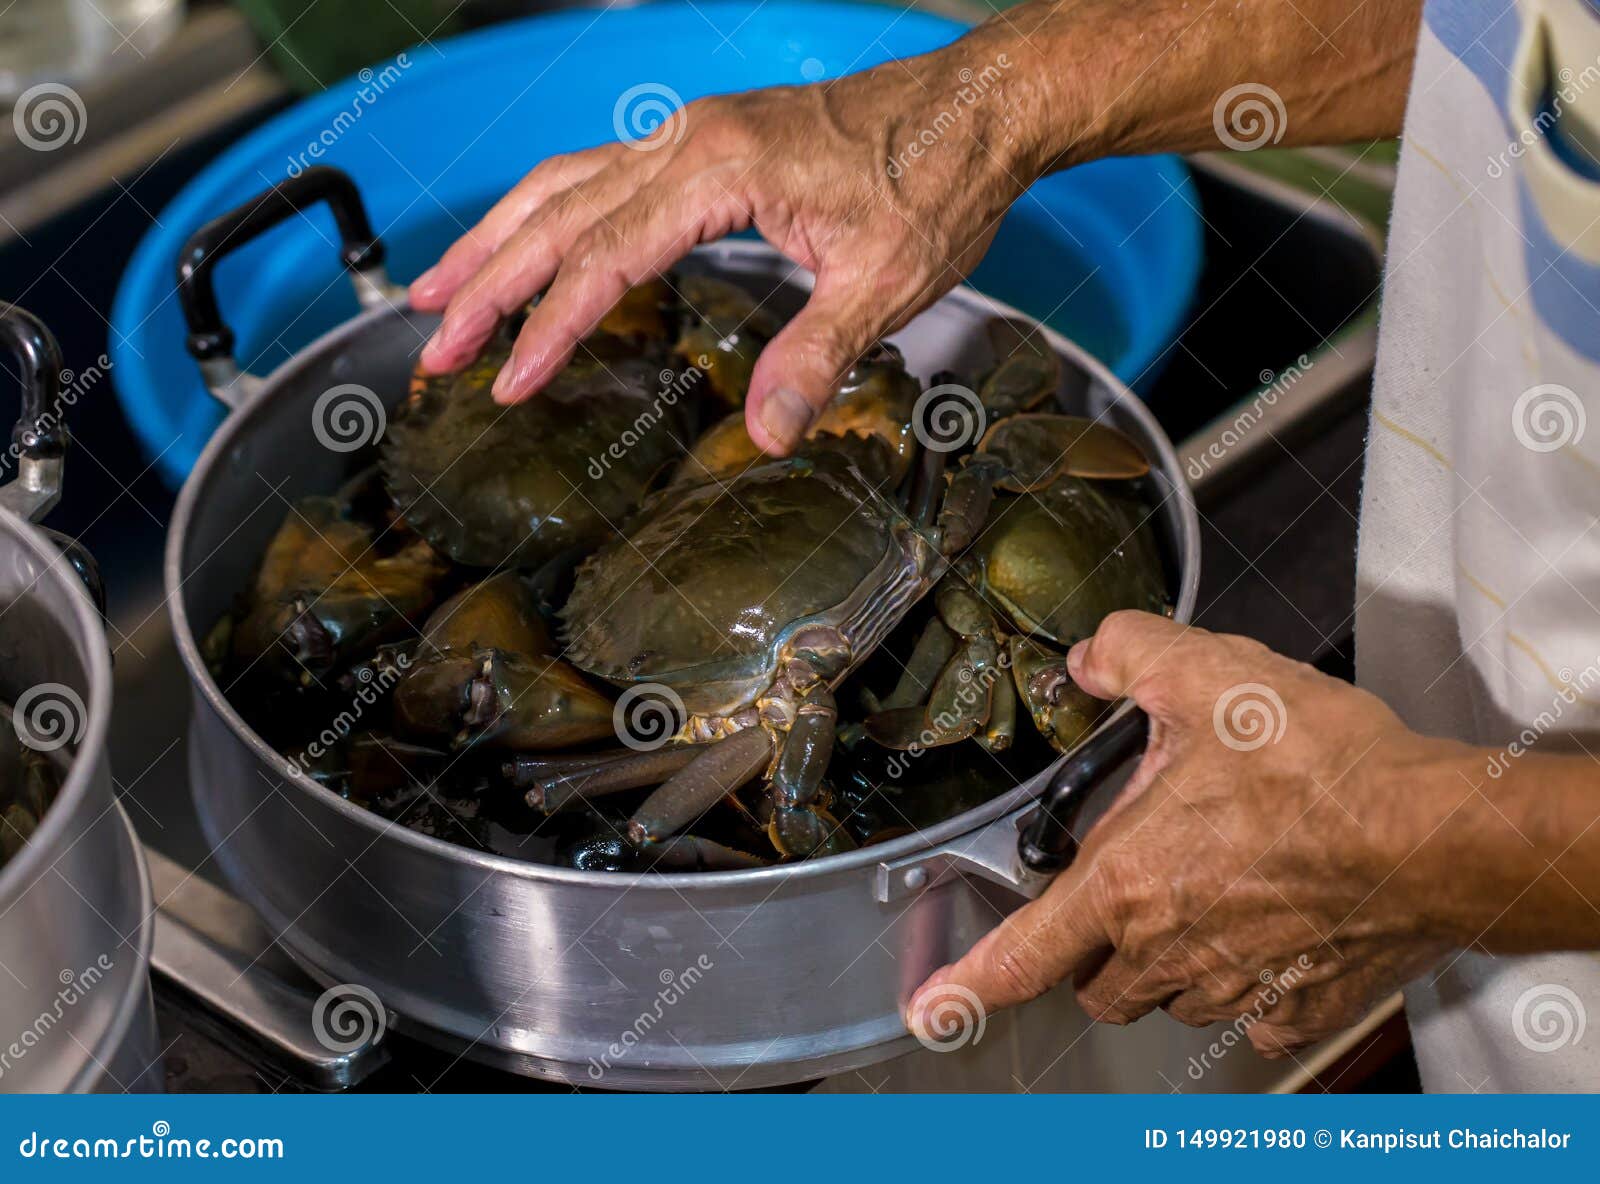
[910,612,1458,1057]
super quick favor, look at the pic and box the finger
[1247,1021,1318,1058]
[491,176,747,403]
[420,161,659,374]
[905,861,1111,1038]
[1073,950,1183,1025]
[410,146,618,311]
[745,269,907,454]
[1066,610,1200,703]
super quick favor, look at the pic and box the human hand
[410,37,1041,453]
[907,611,1467,1057]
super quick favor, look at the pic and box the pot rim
[0,505,117,909]
[166,242,1199,891]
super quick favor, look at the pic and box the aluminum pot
[0,306,160,1094]
[166,169,1199,1090]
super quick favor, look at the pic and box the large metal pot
[0,306,160,1093]
[166,169,1199,1089]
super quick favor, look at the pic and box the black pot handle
[1018,706,1148,873]
[176,166,393,405]
[0,305,104,617]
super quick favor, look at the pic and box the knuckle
[988,943,1050,1005]
[1075,986,1131,1025]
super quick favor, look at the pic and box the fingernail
[490,361,520,403]
[1066,639,1089,679]
[419,334,446,371]
[904,966,953,1037]
[757,388,815,453]
[411,266,439,294]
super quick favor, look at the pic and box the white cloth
[1357,0,1600,1092]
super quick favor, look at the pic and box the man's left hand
[906,612,1466,1056]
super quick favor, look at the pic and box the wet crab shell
[969,476,1168,645]
[560,450,935,720]
[381,344,697,569]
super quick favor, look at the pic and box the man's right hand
[410,0,1421,455]
[412,42,1039,453]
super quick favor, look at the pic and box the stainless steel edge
[146,846,390,1091]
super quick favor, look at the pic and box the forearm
[943,0,1422,175]
[1382,739,1600,953]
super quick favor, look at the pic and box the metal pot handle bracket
[0,304,104,616]
[176,165,397,409]
[873,706,1149,903]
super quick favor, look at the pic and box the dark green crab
[864,328,1169,756]
[382,275,784,570]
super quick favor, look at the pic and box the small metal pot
[0,305,159,1093]
[167,168,1199,1089]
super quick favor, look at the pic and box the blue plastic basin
[111,1,1201,487]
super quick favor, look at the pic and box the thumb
[905,864,1111,1039]
[1066,610,1198,703]
[745,271,890,455]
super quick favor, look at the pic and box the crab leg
[772,686,837,808]
[525,745,700,814]
[628,725,774,845]
[641,835,770,872]
[502,750,635,787]
[863,615,957,714]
